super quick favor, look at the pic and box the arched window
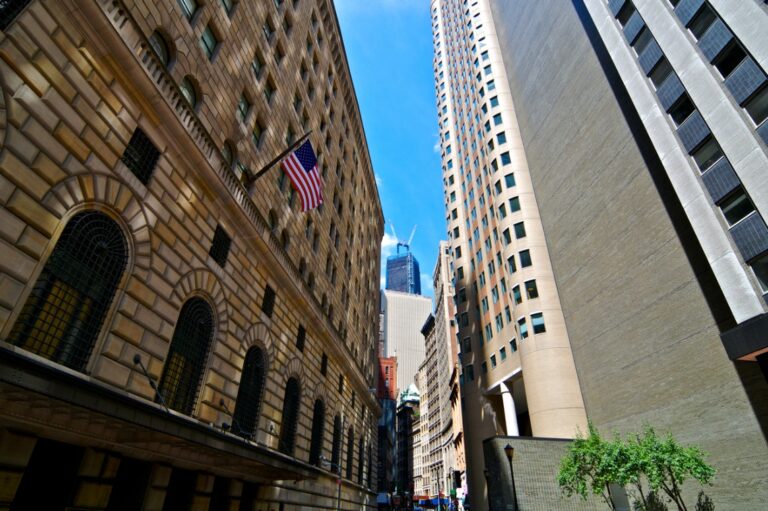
[308,399,325,466]
[232,346,266,438]
[148,30,171,68]
[345,426,354,479]
[331,414,342,469]
[357,436,364,483]
[366,443,372,488]
[221,141,235,170]
[278,377,301,455]
[179,76,198,108]
[157,297,214,414]
[9,211,128,372]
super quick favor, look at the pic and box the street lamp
[504,444,519,510]
[320,454,343,511]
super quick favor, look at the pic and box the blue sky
[335,0,444,299]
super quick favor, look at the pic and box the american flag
[280,139,323,212]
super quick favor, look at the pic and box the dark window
[278,377,301,455]
[296,325,306,352]
[331,415,342,469]
[345,426,354,479]
[745,84,768,125]
[149,31,171,68]
[688,4,717,40]
[519,249,532,267]
[163,468,196,511]
[616,2,635,26]
[338,374,344,393]
[0,0,31,31]
[121,128,160,185]
[649,58,673,87]
[357,436,365,483]
[157,297,214,414]
[309,399,325,465]
[262,285,276,317]
[232,346,266,438]
[177,0,198,21]
[713,42,747,78]
[209,225,232,268]
[8,211,127,372]
[669,95,695,125]
[525,279,539,299]
[691,137,724,171]
[321,353,328,375]
[720,188,755,226]
[514,222,526,239]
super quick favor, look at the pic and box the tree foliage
[557,423,716,511]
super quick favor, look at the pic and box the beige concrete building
[0,0,383,509]
[380,289,432,391]
[417,241,466,501]
[431,0,588,507]
[434,0,768,509]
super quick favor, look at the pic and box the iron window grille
[278,377,301,456]
[345,427,354,479]
[232,346,266,438]
[0,0,30,31]
[331,415,342,468]
[357,437,364,483]
[157,297,214,415]
[308,399,325,465]
[209,225,232,268]
[262,285,276,317]
[8,211,128,372]
[121,128,160,185]
[296,325,306,352]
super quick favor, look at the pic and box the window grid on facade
[209,225,232,268]
[8,211,128,372]
[121,128,160,185]
[232,346,266,438]
[157,297,215,414]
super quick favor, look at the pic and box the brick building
[0,0,383,509]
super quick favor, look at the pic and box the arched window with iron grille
[232,346,266,438]
[278,377,301,456]
[308,399,325,465]
[157,297,214,414]
[345,426,354,480]
[331,414,342,469]
[8,211,128,372]
[357,436,365,483]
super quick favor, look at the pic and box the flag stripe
[279,140,323,212]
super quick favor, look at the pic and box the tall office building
[386,251,422,295]
[417,241,466,501]
[381,290,433,390]
[434,0,768,509]
[0,0,384,509]
[431,0,589,507]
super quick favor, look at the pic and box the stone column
[500,382,519,436]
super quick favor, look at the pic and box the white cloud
[375,173,383,187]
[381,232,398,258]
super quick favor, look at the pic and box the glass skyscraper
[386,252,421,295]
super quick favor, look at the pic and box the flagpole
[244,130,312,186]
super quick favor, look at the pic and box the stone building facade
[417,241,465,501]
[0,0,383,509]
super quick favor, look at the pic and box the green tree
[557,422,626,510]
[630,427,715,511]
[557,424,716,511]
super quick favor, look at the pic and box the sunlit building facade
[0,0,383,509]
[431,0,589,507]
